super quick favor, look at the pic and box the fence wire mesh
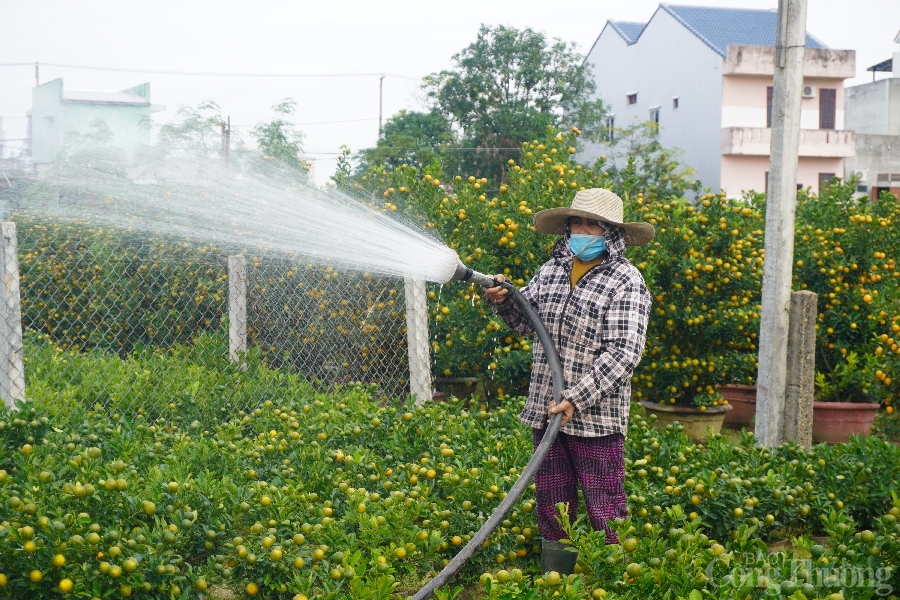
[244,256,411,399]
[6,215,431,420]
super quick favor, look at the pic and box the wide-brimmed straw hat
[533,188,655,247]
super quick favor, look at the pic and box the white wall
[722,155,844,196]
[31,79,66,164]
[844,133,900,185]
[580,9,725,191]
[846,79,900,136]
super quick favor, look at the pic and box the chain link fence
[1,215,433,421]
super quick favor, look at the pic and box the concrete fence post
[0,222,25,409]
[404,277,432,405]
[228,255,248,364]
[784,290,817,447]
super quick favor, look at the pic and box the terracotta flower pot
[812,401,879,444]
[719,385,757,430]
[640,400,732,443]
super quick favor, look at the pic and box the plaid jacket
[491,226,651,437]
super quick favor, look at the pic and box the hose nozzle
[451,260,498,288]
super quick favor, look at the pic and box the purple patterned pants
[532,428,627,544]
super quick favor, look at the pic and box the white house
[844,31,900,200]
[29,79,163,165]
[580,4,856,196]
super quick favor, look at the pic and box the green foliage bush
[353,125,900,409]
[793,183,900,404]
[349,126,708,401]
[12,215,408,395]
[2,341,900,598]
[16,215,226,354]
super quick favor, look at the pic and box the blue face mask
[569,234,606,260]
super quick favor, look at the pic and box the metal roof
[608,20,647,44]
[659,4,828,57]
[867,58,893,73]
[61,90,150,105]
[598,4,830,56]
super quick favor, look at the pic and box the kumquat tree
[792,182,900,407]
[345,124,900,416]
[343,125,700,400]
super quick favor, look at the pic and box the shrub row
[352,126,900,408]
[13,216,409,399]
[1,338,899,598]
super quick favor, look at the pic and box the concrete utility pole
[220,116,231,163]
[755,0,808,446]
[378,75,385,139]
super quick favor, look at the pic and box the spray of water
[16,150,460,283]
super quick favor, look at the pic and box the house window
[649,107,660,125]
[672,97,679,109]
[605,116,615,141]
[819,173,836,193]
[626,93,638,105]
[766,86,774,127]
[819,89,836,130]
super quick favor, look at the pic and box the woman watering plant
[484,188,654,574]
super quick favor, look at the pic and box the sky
[1,0,898,184]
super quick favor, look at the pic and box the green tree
[600,123,700,201]
[423,24,607,181]
[357,110,454,172]
[57,119,128,179]
[157,100,225,155]
[251,99,306,172]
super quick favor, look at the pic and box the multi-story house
[580,4,856,196]
[844,31,900,200]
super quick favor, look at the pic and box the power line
[0,62,421,80]
[301,147,525,155]
[233,118,380,128]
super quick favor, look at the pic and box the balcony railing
[722,127,855,158]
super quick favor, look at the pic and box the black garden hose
[410,273,566,600]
